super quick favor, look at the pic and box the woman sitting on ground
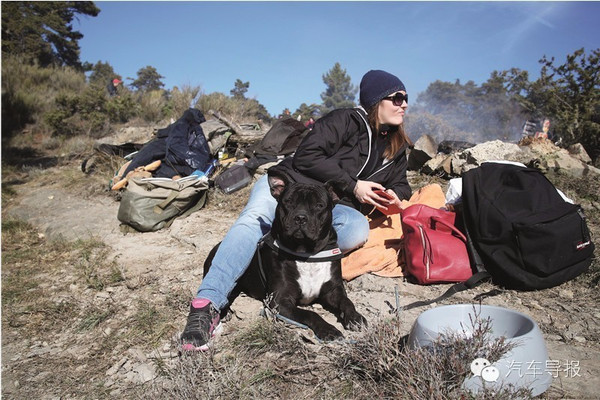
[181,69,412,351]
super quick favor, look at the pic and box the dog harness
[259,232,343,262]
[255,232,343,289]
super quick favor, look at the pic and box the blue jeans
[197,174,370,311]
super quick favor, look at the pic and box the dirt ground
[2,159,599,399]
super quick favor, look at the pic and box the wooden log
[208,109,265,144]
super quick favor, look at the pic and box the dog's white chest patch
[296,261,332,304]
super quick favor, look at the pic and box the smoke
[406,93,529,144]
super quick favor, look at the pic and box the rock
[96,126,158,146]
[451,155,472,175]
[106,356,128,376]
[27,345,53,358]
[463,140,523,164]
[30,371,52,383]
[422,154,453,176]
[104,378,115,388]
[559,289,574,299]
[544,152,600,177]
[133,363,156,383]
[95,291,111,300]
[520,138,599,177]
[564,321,585,339]
[568,143,592,164]
[201,119,231,154]
[127,347,148,362]
[449,140,530,175]
[437,140,476,154]
[201,119,229,137]
[408,135,438,170]
[528,300,544,310]
[521,136,562,155]
[546,334,563,342]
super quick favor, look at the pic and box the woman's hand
[381,189,401,210]
[353,180,392,207]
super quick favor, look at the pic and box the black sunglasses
[383,92,408,106]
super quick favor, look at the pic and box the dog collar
[260,233,343,262]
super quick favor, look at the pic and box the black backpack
[247,117,308,158]
[461,163,594,290]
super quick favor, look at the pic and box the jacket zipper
[365,160,395,180]
[354,108,372,178]
[354,108,403,180]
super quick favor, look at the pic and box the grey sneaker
[180,298,222,351]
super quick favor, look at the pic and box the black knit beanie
[359,70,406,109]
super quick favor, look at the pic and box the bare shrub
[166,85,202,119]
[139,89,168,122]
[197,92,230,116]
[196,92,267,124]
[148,308,533,399]
[150,319,306,399]
[2,56,86,117]
[334,313,533,399]
[2,56,86,138]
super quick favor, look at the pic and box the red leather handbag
[401,204,473,284]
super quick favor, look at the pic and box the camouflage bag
[117,176,208,232]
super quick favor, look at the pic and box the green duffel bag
[117,176,208,232]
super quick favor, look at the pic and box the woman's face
[377,91,407,126]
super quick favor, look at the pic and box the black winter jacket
[268,108,412,211]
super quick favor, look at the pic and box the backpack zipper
[577,207,591,241]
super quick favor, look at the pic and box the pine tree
[320,62,357,115]
[293,103,321,121]
[1,2,100,68]
[530,48,600,159]
[87,61,119,86]
[130,66,165,92]
[230,79,250,99]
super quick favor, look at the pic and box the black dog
[204,173,367,340]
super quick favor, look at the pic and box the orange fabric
[341,184,447,281]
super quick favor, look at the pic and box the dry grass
[0,218,176,398]
[1,220,119,321]
[139,90,168,122]
[168,85,202,119]
[146,309,531,399]
[334,313,533,400]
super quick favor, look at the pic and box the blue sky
[77,1,600,117]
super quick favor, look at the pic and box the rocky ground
[2,153,599,399]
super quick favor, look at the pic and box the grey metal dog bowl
[407,304,552,396]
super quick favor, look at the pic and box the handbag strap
[400,203,494,311]
[431,216,467,242]
[400,271,491,311]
